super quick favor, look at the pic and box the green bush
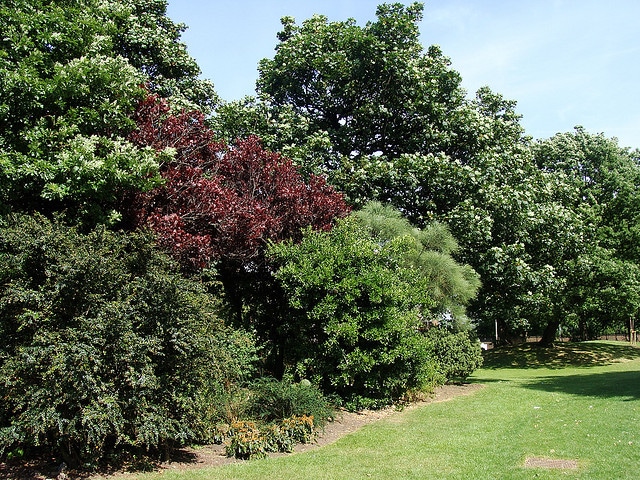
[0,214,256,467]
[428,328,483,382]
[189,327,258,444]
[279,415,316,444]
[268,214,472,409]
[247,377,333,428]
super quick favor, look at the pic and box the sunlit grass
[133,341,640,479]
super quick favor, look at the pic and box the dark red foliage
[128,94,350,271]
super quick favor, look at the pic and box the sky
[167,1,640,149]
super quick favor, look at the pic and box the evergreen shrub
[428,328,483,382]
[0,214,256,467]
[247,376,333,428]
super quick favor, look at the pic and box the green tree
[533,128,640,340]
[210,97,333,178]
[257,4,524,166]
[533,127,640,263]
[353,201,480,330]
[253,2,603,345]
[0,0,216,225]
[327,137,587,344]
[268,204,481,409]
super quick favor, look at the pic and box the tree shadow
[481,341,640,370]
[521,369,640,400]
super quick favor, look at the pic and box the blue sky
[167,1,640,149]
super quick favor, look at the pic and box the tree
[565,248,640,340]
[268,203,481,408]
[533,127,640,263]
[257,3,524,165]
[533,128,640,341]
[210,97,334,178]
[254,3,613,345]
[127,94,350,365]
[353,201,480,330]
[320,132,587,344]
[0,0,216,225]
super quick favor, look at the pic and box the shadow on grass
[522,369,640,400]
[481,341,640,370]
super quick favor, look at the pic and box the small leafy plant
[223,415,317,460]
[225,421,269,460]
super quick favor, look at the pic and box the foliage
[565,251,640,340]
[246,377,334,428]
[278,415,317,444]
[254,2,596,345]
[354,201,480,330]
[224,421,268,460]
[0,213,256,467]
[224,416,316,460]
[257,3,517,163]
[427,329,483,382]
[325,125,600,345]
[210,97,333,178]
[188,327,259,445]
[128,94,349,271]
[131,97,346,268]
[532,128,640,341]
[253,1,640,344]
[0,0,215,224]
[127,94,349,377]
[269,205,480,409]
[108,0,218,113]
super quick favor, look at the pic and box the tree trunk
[218,263,245,326]
[539,318,560,346]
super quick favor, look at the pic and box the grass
[133,341,640,479]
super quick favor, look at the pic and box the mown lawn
[135,341,640,479]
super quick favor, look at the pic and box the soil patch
[524,456,579,469]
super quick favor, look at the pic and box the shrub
[224,416,317,460]
[0,214,256,467]
[268,215,470,409]
[224,421,268,460]
[189,327,258,444]
[428,328,483,382]
[279,415,316,444]
[247,377,333,428]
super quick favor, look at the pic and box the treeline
[1,0,639,469]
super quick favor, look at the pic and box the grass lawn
[135,341,640,479]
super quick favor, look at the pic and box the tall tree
[252,2,606,345]
[0,0,216,224]
[533,128,640,341]
[127,94,350,365]
[257,3,524,165]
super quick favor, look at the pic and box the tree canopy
[0,0,216,225]
[246,2,640,344]
[532,128,640,340]
[257,3,524,165]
